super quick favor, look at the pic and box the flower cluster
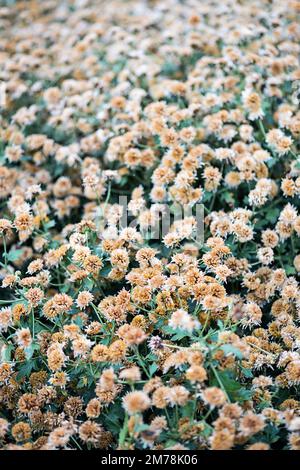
[0,0,300,451]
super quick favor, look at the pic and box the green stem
[208,191,217,213]
[2,236,7,269]
[31,307,35,339]
[257,119,266,139]
[291,234,296,258]
[134,346,151,379]
[91,303,105,326]
[118,412,129,447]
[71,436,83,450]
[191,396,198,422]
[211,364,231,403]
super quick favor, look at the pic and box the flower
[122,391,151,415]
[76,291,94,309]
[202,387,227,408]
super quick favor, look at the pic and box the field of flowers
[0,0,300,451]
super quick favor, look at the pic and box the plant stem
[211,363,231,403]
[258,119,266,139]
[118,412,129,447]
[134,346,151,379]
[2,236,7,269]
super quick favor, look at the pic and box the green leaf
[7,248,24,262]
[181,401,195,418]
[1,343,14,362]
[162,325,192,340]
[285,265,296,275]
[99,265,111,277]
[212,370,252,403]
[82,278,94,290]
[149,363,158,376]
[43,219,56,229]
[171,331,191,341]
[220,344,244,359]
[222,192,235,206]
[24,342,40,360]
[241,366,253,379]
[134,423,149,433]
[263,424,280,444]
[17,361,35,380]
[265,208,280,223]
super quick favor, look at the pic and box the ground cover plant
[0,0,300,451]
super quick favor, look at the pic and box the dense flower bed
[0,0,300,450]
